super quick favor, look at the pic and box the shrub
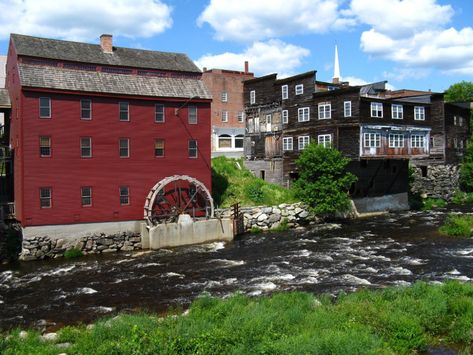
[460,162,473,192]
[422,198,447,210]
[452,190,467,205]
[439,214,473,237]
[293,143,357,215]
[250,226,263,234]
[271,218,289,232]
[244,180,264,204]
[64,247,84,259]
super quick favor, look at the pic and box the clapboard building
[6,34,211,233]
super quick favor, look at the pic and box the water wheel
[144,175,214,226]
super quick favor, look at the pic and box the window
[414,106,425,120]
[39,187,52,208]
[39,136,51,157]
[237,111,245,122]
[298,136,310,150]
[155,104,165,123]
[371,102,383,117]
[250,90,255,104]
[298,107,310,122]
[454,116,463,126]
[453,137,458,148]
[188,105,197,124]
[188,139,198,158]
[391,104,403,119]
[39,97,51,118]
[295,84,304,95]
[221,110,228,122]
[388,134,404,148]
[411,135,425,148]
[80,137,92,158]
[318,134,332,148]
[221,92,228,102]
[281,85,288,99]
[318,103,331,119]
[81,186,92,207]
[119,102,129,121]
[81,99,91,119]
[344,101,352,117]
[119,138,130,158]
[266,114,272,124]
[218,134,232,148]
[155,139,165,157]
[235,135,244,148]
[282,110,288,124]
[364,133,381,148]
[283,137,293,151]
[119,186,129,205]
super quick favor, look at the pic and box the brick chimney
[100,34,113,53]
[244,61,249,74]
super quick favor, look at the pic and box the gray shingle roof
[18,64,211,99]
[0,88,10,107]
[11,34,201,73]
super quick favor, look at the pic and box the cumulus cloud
[0,0,173,41]
[195,39,310,78]
[197,0,354,42]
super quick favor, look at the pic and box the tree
[444,81,473,102]
[293,143,357,215]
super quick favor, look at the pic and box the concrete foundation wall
[353,192,409,213]
[244,159,284,185]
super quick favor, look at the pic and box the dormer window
[295,84,304,95]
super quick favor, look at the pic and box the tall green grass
[3,281,473,354]
[440,213,473,237]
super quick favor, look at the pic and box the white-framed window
[218,134,232,148]
[295,84,304,95]
[119,186,129,205]
[298,135,310,150]
[155,104,165,123]
[155,139,164,157]
[364,133,381,148]
[221,92,228,102]
[235,134,244,148]
[119,138,130,158]
[318,103,331,119]
[237,111,245,122]
[389,133,404,148]
[221,110,228,122]
[81,99,92,120]
[281,85,288,99]
[40,187,52,208]
[39,97,51,118]
[81,186,92,207]
[371,102,383,118]
[414,106,425,120]
[188,105,197,124]
[282,110,288,124]
[80,137,92,158]
[119,101,129,121]
[188,139,198,158]
[250,90,255,104]
[298,107,310,122]
[39,136,51,157]
[454,116,463,126]
[283,137,293,151]
[391,104,403,119]
[318,134,332,148]
[411,135,425,148]
[344,101,352,117]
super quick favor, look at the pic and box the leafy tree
[293,143,357,215]
[444,81,473,102]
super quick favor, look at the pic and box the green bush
[244,180,264,204]
[64,247,84,259]
[460,162,473,192]
[293,143,357,215]
[422,198,447,210]
[452,190,467,205]
[250,226,263,234]
[439,214,473,237]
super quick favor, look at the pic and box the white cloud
[342,75,395,90]
[197,0,353,42]
[195,39,310,78]
[0,0,173,41]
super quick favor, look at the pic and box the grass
[212,156,297,208]
[271,218,290,232]
[63,248,84,259]
[422,197,447,210]
[440,214,473,237]
[3,281,473,354]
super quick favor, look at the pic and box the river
[1,207,473,332]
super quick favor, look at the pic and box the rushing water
[1,207,473,332]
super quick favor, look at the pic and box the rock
[257,213,268,222]
[294,207,303,215]
[98,238,113,246]
[56,342,71,349]
[19,330,28,339]
[55,239,65,248]
[268,213,281,223]
[272,207,281,215]
[85,240,94,250]
[75,241,85,250]
[121,246,134,251]
[96,245,107,251]
[41,332,58,342]
[262,207,272,214]
[102,248,118,253]
[134,243,142,249]
[129,236,141,243]
[86,324,95,330]
[298,210,309,219]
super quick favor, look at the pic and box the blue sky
[0,0,472,92]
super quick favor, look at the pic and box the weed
[422,198,447,210]
[452,190,467,205]
[250,226,263,234]
[64,248,84,259]
[439,214,473,237]
[271,218,289,232]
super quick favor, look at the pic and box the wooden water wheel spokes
[144,175,214,226]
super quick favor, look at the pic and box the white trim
[295,84,304,95]
[281,85,288,99]
[298,107,310,122]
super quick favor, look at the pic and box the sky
[0,0,472,92]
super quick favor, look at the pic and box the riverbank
[2,281,472,354]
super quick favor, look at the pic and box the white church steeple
[333,45,340,84]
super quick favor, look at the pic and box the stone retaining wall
[410,164,459,200]
[20,232,142,261]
